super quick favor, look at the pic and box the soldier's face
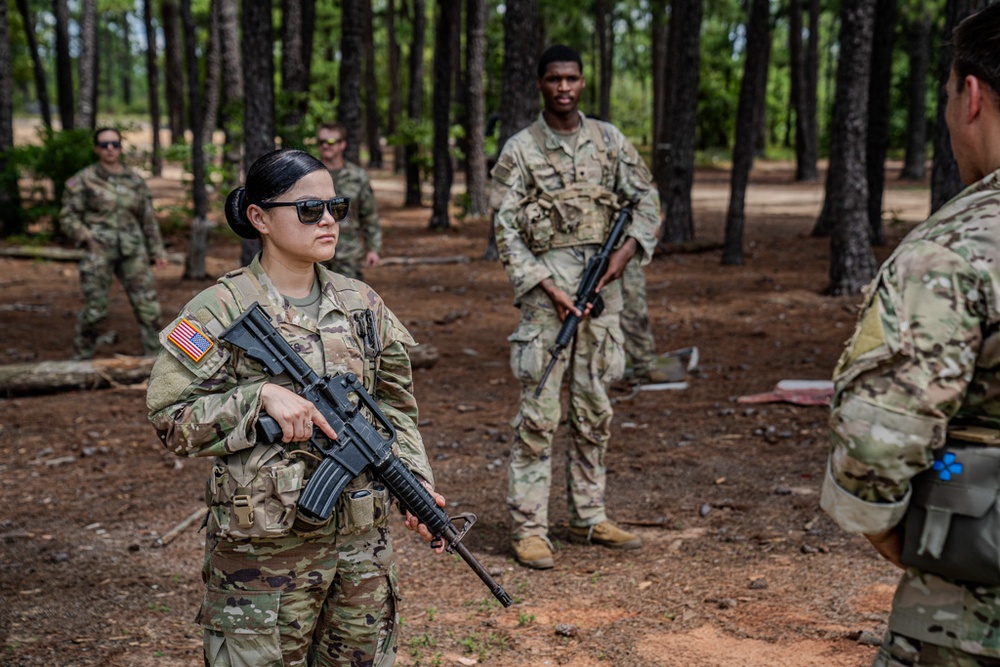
[317,130,346,161]
[537,62,585,116]
[251,169,340,265]
[93,130,122,165]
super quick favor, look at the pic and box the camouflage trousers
[506,302,625,538]
[872,631,1000,666]
[620,260,656,374]
[198,509,399,667]
[75,247,160,358]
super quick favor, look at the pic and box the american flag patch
[167,318,214,362]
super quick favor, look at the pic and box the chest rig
[518,118,620,253]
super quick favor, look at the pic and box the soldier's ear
[246,204,270,236]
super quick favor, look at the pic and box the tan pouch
[208,444,306,540]
[336,484,390,535]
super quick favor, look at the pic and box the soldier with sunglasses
[60,127,167,358]
[316,122,382,280]
[147,148,443,666]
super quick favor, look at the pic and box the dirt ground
[0,157,933,667]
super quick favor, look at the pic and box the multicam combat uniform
[146,257,432,667]
[61,162,166,358]
[322,162,381,280]
[621,260,657,376]
[490,111,660,539]
[821,168,1000,665]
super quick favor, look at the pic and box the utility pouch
[517,194,555,255]
[901,431,1000,585]
[208,444,306,540]
[336,484,389,535]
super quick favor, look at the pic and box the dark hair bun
[225,187,258,240]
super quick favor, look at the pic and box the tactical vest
[518,118,620,253]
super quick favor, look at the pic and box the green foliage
[14,128,95,205]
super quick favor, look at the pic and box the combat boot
[568,520,642,550]
[512,536,554,569]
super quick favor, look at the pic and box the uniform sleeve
[60,172,89,247]
[821,241,984,534]
[490,143,553,299]
[138,178,167,261]
[357,176,382,255]
[612,131,661,264]
[146,295,266,459]
[374,304,435,485]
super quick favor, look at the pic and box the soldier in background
[490,45,660,569]
[61,127,167,359]
[316,122,382,280]
[820,5,1000,664]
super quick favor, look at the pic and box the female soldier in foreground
[146,149,442,666]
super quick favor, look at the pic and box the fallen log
[657,240,725,255]
[0,356,156,396]
[154,507,209,547]
[0,245,185,264]
[380,255,470,266]
[409,344,440,370]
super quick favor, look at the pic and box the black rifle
[534,207,633,398]
[220,303,513,608]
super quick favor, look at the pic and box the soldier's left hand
[365,250,381,268]
[154,256,169,269]
[596,237,639,292]
[404,481,447,554]
[865,527,905,569]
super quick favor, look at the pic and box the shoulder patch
[491,153,517,185]
[167,318,215,362]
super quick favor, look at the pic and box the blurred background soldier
[61,127,167,359]
[316,122,382,280]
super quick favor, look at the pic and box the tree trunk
[0,0,24,238]
[143,0,162,176]
[219,0,243,188]
[280,0,310,149]
[660,0,703,244]
[339,0,364,165]
[429,0,459,230]
[722,0,771,266]
[931,0,982,212]
[182,0,210,280]
[15,0,52,131]
[404,0,427,207]
[120,12,132,107]
[596,0,613,121]
[790,0,818,181]
[162,0,186,144]
[241,0,277,266]
[865,0,898,246]
[387,0,404,172]
[465,0,488,218]
[53,0,74,130]
[362,0,383,169]
[900,9,930,180]
[201,0,222,149]
[497,0,538,151]
[651,0,670,208]
[825,0,877,295]
[77,0,98,130]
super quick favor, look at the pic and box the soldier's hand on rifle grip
[541,278,589,321]
[404,480,448,554]
[259,383,338,443]
[596,237,639,293]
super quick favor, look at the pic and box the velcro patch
[491,153,517,185]
[167,318,214,362]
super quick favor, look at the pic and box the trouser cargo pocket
[198,587,283,667]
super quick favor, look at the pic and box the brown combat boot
[568,520,642,550]
[512,536,554,569]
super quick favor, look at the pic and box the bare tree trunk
[120,12,132,107]
[900,8,930,180]
[651,0,670,197]
[162,0,186,144]
[931,0,982,212]
[241,0,276,266]
[660,0,703,243]
[15,0,52,131]
[826,0,877,295]
[405,0,427,207]
[595,0,612,121]
[497,0,538,151]
[219,0,243,187]
[790,0,818,181]
[722,0,771,266]
[53,0,74,130]
[280,0,310,149]
[865,0,898,246]
[429,0,459,230]
[182,0,210,280]
[201,0,222,149]
[77,0,98,130]
[387,0,404,172]
[339,0,364,165]
[143,0,162,176]
[465,0,488,218]
[362,0,383,168]
[0,0,24,237]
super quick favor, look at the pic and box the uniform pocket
[593,320,626,384]
[199,587,283,667]
[508,322,547,384]
[209,453,306,540]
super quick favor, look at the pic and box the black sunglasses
[96,140,122,149]
[257,197,351,224]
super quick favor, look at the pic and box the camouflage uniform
[146,257,432,667]
[621,260,657,375]
[490,112,660,538]
[322,163,381,280]
[61,162,166,358]
[821,169,1000,664]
